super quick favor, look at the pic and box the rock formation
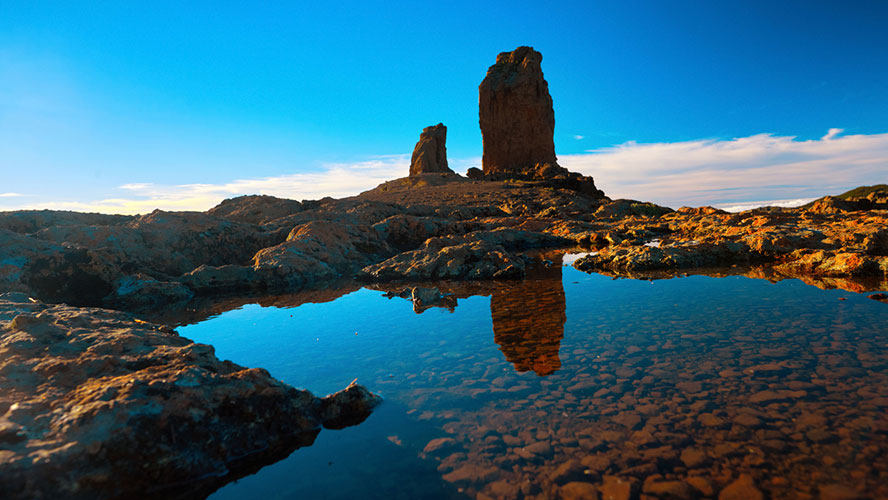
[479,46,557,175]
[409,123,452,176]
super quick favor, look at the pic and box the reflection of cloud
[560,129,888,208]
[12,157,409,215]
[573,135,584,140]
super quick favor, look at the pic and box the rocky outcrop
[409,123,452,176]
[361,229,569,281]
[0,210,132,235]
[2,177,887,311]
[479,46,557,175]
[0,294,381,499]
[563,200,888,280]
[475,47,604,196]
[207,194,304,225]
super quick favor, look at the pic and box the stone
[524,440,553,457]
[680,448,708,468]
[409,123,452,176]
[423,437,457,455]
[718,475,763,500]
[479,46,557,175]
[549,459,588,484]
[207,194,304,225]
[560,481,600,500]
[818,484,864,500]
[599,476,638,500]
[684,477,714,497]
[104,273,194,310]
[411,286,456,312]
[643,480,700,500]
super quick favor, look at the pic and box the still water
[179,260,888,499]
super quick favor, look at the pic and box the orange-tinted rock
[599,476,638,500]
[560,481,600,500]
[409,123,452,176]
[718,474,763,500]
[479,46,557,175]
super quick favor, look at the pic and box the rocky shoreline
[2,178,885,312]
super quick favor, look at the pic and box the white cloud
[560,130,888,208]
[0,193,26,198]
[821,128,843,141]
[573,135,584,140]
[717,198,815,213]
[10,157,408,215]
[3,129,886,215]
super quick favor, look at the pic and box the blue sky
[1,1,886,212]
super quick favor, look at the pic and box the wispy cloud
[10,157,408,215]
[560,129,888,208]
[3,130,885,215]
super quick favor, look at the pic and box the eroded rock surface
[0,294,381,499]
[568,201,888,288]
[2,179,886,311]
[409,123,452,176]
[479,46,557,175]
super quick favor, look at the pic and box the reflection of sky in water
[180,267,888,500]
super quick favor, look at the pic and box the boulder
[207,194,304,225]
[479,46,557,174]
[104,273,194,310]
[409,123,452,176]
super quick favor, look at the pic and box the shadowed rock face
[409,123,452,176]
[479,46,557,175]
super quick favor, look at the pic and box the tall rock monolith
[409,123,452,176]
[479,46,557,175]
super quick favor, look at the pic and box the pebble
[718,474,763,500]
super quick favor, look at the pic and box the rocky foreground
[1,175,885,497]
[0,293,380,499]
[2,178,885,312]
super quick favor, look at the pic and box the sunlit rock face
[490,258,566,376]
[409,123,452,176]
[479,46,557,175]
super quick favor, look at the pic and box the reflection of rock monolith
[479,46,557,175]
[490,257,566,376]
[409,123,452,176]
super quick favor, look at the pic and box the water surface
[180,261,888,499]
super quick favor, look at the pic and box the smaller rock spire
[409,123,452,176]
